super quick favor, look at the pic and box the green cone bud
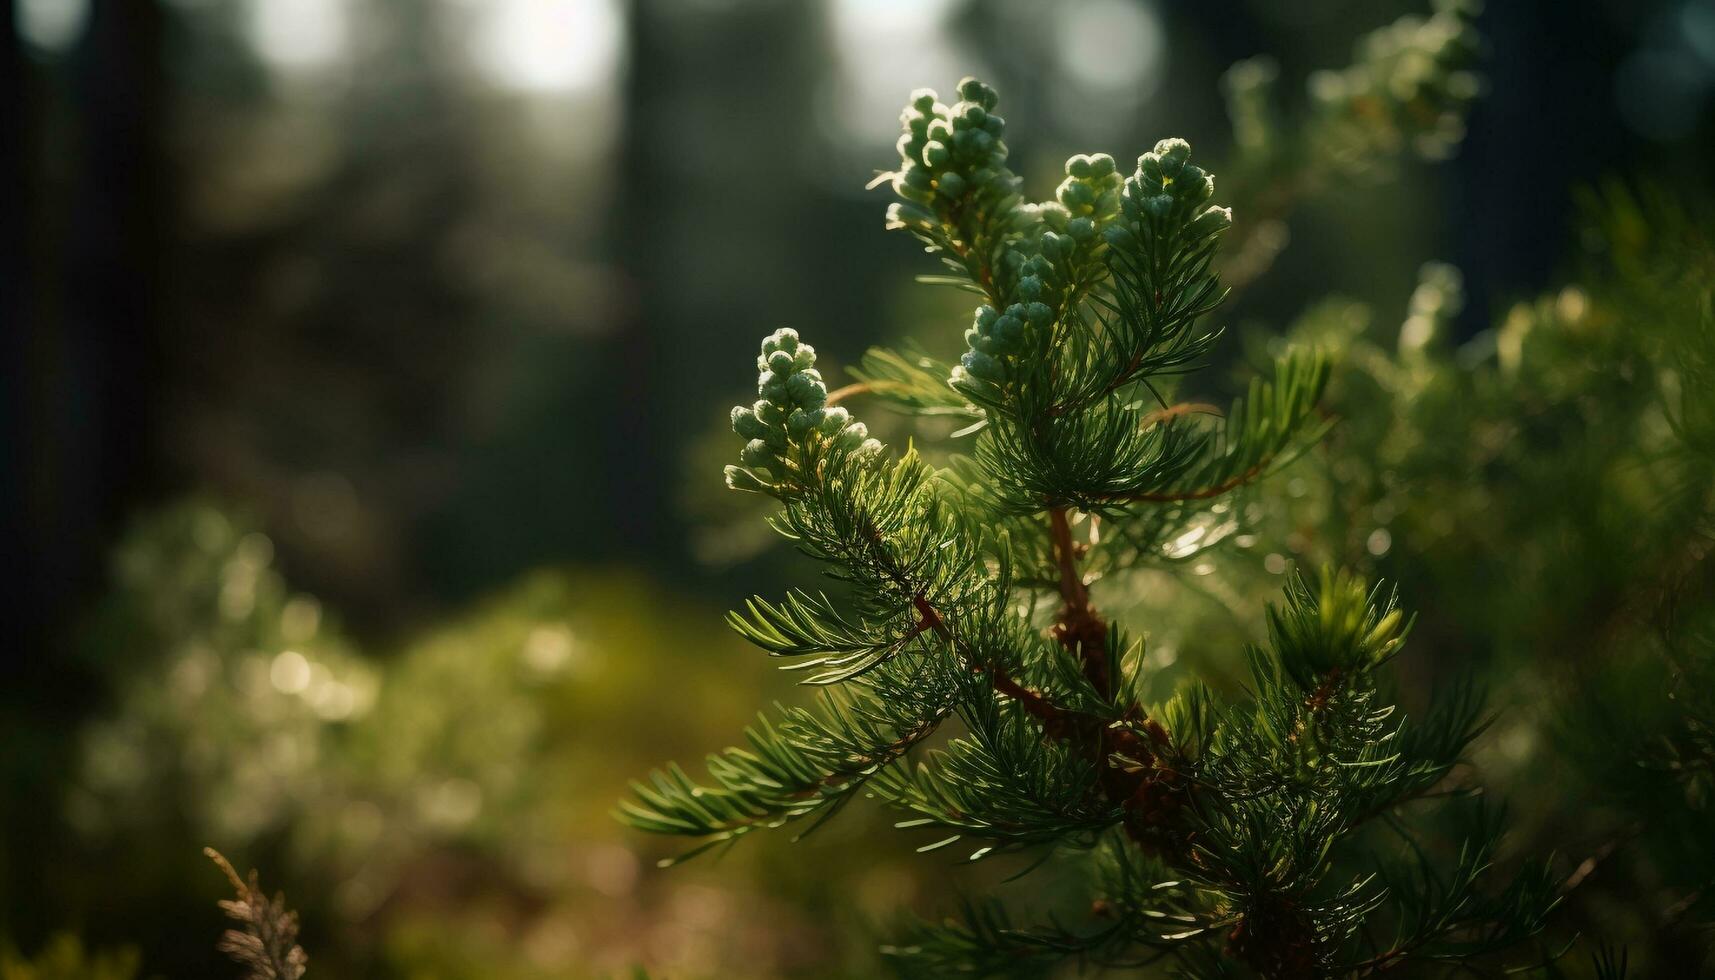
[819,406,850,434]
[740,439,775,468]
[787,408,821,437]
[1153,138,1191,177]
[1186,205,1234,241]
[962,349,1002,381]
[723,464,770,494]
[786,373,825,408]
[762,328,800,354]
[956,76,996,109]
[732,406,766,439]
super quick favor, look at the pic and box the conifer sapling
[622,74,1556,978]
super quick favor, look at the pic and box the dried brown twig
[205,848,308,980]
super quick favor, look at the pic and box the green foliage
[622,69,1556,978]
[1176,179,1715,972]
[60,499,909,977]
[0,937,138,980]
[1218,0,1483,289]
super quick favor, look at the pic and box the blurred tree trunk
[2,0,39,664]
[608,0,827,565]
[58,0,170,594]
[5,0,171,942]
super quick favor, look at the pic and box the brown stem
[1139,402,1223,429]
[1048,507,1089,610]
[824,382,871,407]
[1121,461,1267,504]
[909,593,1064,728]
[1049,507,1110,697]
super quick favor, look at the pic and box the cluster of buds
[726,329,882,495]
[1039,153,1125,249]
[958,296,1054,385]
[884,77,1023,238]
[1104,139,1233,248]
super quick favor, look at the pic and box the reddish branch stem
[910,593,1064,727]
[1122,461,1266,504]
[1049,506,1110,697]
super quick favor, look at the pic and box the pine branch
[1113,349,1332,504]
[624,59,1558,978]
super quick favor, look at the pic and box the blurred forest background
[3,0,1714,977]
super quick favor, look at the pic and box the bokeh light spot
[464,0,623,93]
[248,0,349,72]
[17,0,89,53]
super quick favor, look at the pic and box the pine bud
[1185,206,1234,241]
[819,406,851,434]
[962,349,1002,381]
[885,201,934,231]
[1041,231,1074,260]
[1153,137,1191,177]
[956,76,996,109]
[787,408,820,437]
[740,439,776,468]
[786,372,825,408]
[1058,180,1095,211]
[732,406,766,439]
[762,327,800,354]
[723,464,771,494]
